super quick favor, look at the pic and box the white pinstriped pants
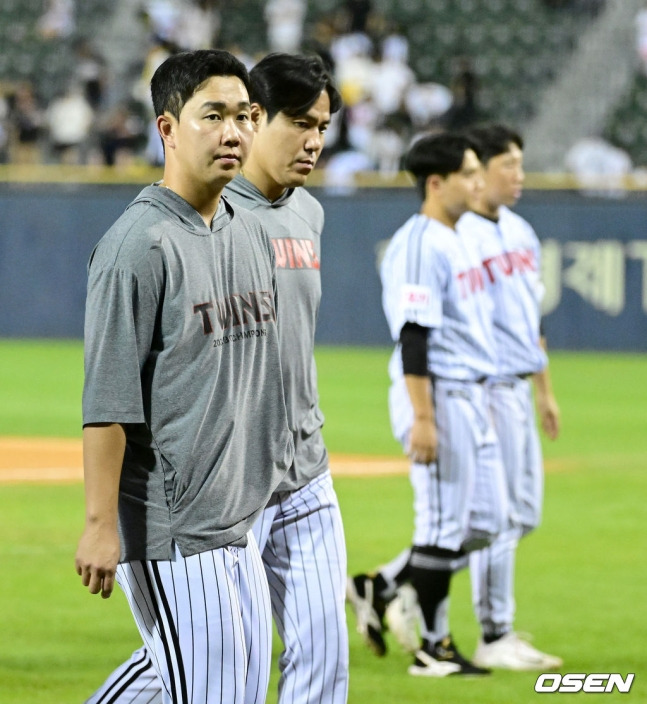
[85,473,348,704]
[470,377,544,635]
[253,470,349,704]
[486,378,543,532]
[408,378,509,552]
[111,533,272,704]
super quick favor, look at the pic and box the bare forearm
[82,423,126,527]
[404,374,434,422]
[533,337,560,440]
[76,423,126,598]
[533,367,553,397]
[404,374,437,463]
[533,336,555,398]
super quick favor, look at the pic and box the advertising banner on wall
[313,189,647,351]
[0,185,645,350]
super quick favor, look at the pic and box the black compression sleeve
[400,322,429,376]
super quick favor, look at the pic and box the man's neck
[161,175,224,227]
[473,196,501,221]
[420,201,458,230]
[240,160,287,203]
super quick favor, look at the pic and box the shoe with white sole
[346,574,387,656]
[473,632,563,671]
[409,636,491,677]
[385,584,420,653]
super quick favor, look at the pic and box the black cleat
[409,636,491,677]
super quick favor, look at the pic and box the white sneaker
[473,632,563,671]
[385,584,420,653]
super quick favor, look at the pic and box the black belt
[488,374,533,388]
[431,375,487,385]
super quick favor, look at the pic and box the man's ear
[426,173,443,194]
[157,113,176,149]
[250,103,265,132]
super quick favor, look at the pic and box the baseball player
[348,125,562,672]
[349,132,509,676]
[83,53,349,704]
[75,49,294,704]
[461,123,562,670]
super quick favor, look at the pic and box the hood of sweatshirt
[226,174,295,209]
[129,183,235,235]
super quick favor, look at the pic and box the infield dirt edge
[0,437,410,482]
[0,437,578,483]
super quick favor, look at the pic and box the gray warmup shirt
[82,185,294,561]
[225,176,327,492]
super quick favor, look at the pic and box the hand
[408,417,437,464]
[537,393,560,441]
[75,525,121,599]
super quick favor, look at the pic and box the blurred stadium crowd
[2,0,647,181]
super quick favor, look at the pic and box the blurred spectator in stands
[345,0,373,34]
[140,0,220,50]
[174,0,221,50]
[143,0,181,43]
[636,3,647,75]
[45,82,94,164]
[7,82,45,164]
[565,136,632,198]
[72,38,108,110]
[303,17,337,73]
[369,28,415,119]
[98,102,146,167]
[405,82,453,132]
[360,29,414,176]
[438,56,487,130]
[324,147,374,195]
[37,0,75,40]
[131,36,180,108]
[369,107,411,177]
[317,71,374,190]
[332,32,373,107]
[0,90,9,164]
[345,96,379,154]
[265,0,306,53]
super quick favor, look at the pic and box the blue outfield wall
[1,183,646,350]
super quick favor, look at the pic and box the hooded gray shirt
[82,185,294,561]
[225,176,327,492]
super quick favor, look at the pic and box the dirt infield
[0,437,576,484]
[0,437,410,483]
[0,437,84,483]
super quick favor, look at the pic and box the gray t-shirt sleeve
[82,238,163,425]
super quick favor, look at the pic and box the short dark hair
[249,52,342,122]
[405,132,480,199]
[151,49,251,120]
[466,123,523,165]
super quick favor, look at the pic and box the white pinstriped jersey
[380,213,497,383]
[458,207,547,377]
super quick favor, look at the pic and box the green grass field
[1,340,646,703]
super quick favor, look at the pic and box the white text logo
[535,673,634,693]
